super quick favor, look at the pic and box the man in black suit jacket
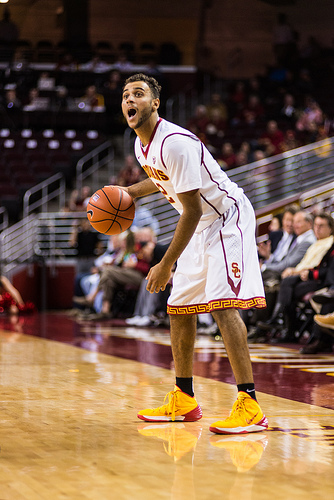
[249,210,315,330]
[258,206,297,264]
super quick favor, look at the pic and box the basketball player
[120,73,268,434]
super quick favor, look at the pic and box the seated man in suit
[261,210,315,278]
[258,206,297,263]
[248,210,315,337]
[258,212,334,343]
[300,271,334,354]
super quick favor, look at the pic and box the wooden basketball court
[0,312,333,499]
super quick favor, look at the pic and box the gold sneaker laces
[163,389,177,420]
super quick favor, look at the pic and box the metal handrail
[0,215,37,274]
[3,136,334,278]
[23,173,66,218]
[75,139,114,193]
[0,206,8,232]
[229,137,334,212]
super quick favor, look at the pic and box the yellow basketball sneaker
[137,386,202,422]
[209,392,268,434]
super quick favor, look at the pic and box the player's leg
[207,198,268,434]
[137,231,206,422]
[212,308,253,385]
[170,314,196,378]
[137,313,202,422]
[209,307,268,434]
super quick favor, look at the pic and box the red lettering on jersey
[156,170,169,181]
[156,183,175,204]
[142,165,170,182]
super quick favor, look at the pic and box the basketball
[86,186,135,235]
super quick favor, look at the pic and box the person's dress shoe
[312,289,334,305]
[256,318,282,331]
[270,328,295,344]
[299,339,333,354]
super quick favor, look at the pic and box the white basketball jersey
[134,118,244,233]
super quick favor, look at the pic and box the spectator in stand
[316,125,330,142]
[258,120,285,156]
[0,274,35,315]
[296,97,324,133]
[22,88,49,111]
[56,52,78,72]
[206,93,228,123]
[205,108,226,153]
[253,149,267,161]
[217,142,236,170]
[113,50,134,72]
[78,85,105,112]
[2,88,21,110]
[280,93,297,125]
[268,213,282,233]
[117,155,143,187]
[80,54,110,73]
[248,209,310,338]
[238,94,265,126]
[252,210,315,332]
[239,141,253,163]
[279,129,300,153]
[258,212,334,343]
[37,72,55,91]
[143,58,163,77]
[300,283,334,354]
[103,69,122,93]
[235,149,249,167]
[258,205,297,268]
[80,230,152,319]
[73,232,130,315]
[54,85,70,110]
[187,104,210,138]
[69,218,104,274]
[125,242,170,327]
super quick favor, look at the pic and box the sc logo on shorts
[231,262,241,279]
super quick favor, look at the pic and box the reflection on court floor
[0,312,333,499]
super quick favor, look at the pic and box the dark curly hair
[123,73,161,99]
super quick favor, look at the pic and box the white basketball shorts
[167,195,266,315]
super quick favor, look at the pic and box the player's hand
[145,262,172,294]
[105,185,129,194]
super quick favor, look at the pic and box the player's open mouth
[128,108,137,119]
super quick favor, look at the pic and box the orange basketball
[86,186,135,235]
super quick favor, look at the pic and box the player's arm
[121,178,159,200]
[146,189,202,293]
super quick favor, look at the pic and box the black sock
[176,377,194,397]
[237,383,257,401]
